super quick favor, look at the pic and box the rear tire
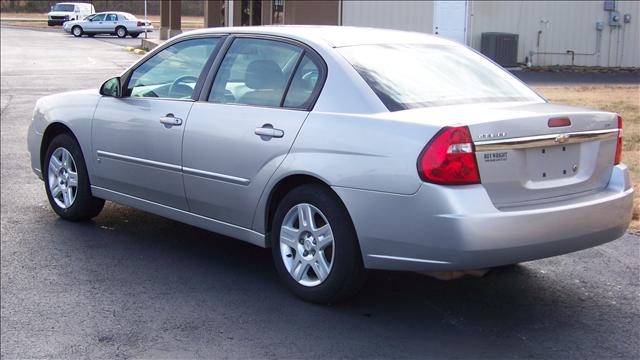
[72,26,83,37]
[271,184,366,303]
[43,133,105,221]
[116,26,127,38]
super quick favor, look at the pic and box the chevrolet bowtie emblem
[555,134,570,143]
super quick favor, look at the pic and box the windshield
[339,44,542,111]
[52,4,75,12]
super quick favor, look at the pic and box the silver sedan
[27,26,633,303]
[63,11,153,38]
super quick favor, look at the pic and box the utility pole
[144,0,148,39]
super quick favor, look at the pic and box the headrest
[245,60,284,90]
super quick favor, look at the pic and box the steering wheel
[168,75,199,98]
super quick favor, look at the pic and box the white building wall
[341,0,434,33]
[469,1,640,67]
[340,0,640,67]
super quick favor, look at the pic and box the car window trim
[279,50,305,108]
[199,33,327,112]
[120,34,227,102]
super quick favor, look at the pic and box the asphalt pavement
[1,26,639,359]
[512,70,640,86]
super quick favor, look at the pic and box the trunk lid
[467,102,618,207]
[388,102,620,207]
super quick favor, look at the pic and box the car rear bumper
[334,164,633,271]
[132,25,154,33]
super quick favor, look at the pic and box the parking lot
[1,27,639,359]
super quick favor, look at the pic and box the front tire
[130,32,140,38]
[72,25,83,37]
[116,26,127,38]
[43,133,105,221]
[271,184,366,303]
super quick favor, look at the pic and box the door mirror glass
[100,77,121,98]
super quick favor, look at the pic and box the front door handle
[160,113,183,126]
[255,124,284,139]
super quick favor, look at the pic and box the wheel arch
[261,173,354,248]
[40,122,80,172]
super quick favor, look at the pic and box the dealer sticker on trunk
[483,152,508,162]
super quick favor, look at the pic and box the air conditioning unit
[480,33,519,67]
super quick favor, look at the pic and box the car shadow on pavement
[39,202,631,357]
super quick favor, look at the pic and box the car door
[183,36,325,228]
[103,13,118,33]
[85,13,104,32]
[91,36,223,210]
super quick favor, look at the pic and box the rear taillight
[615,115,623,165]
[137,21,145,26]
[417,126,480,185]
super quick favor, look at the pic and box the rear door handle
[255,124,284,139]
[160,113,183,126]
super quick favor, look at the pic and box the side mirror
[100,77,122,98]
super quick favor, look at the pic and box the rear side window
[208,38,303,107]
[105,14,117,21]
[283,55,322,109]
[339,44,542,111]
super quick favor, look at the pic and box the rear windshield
[122,13,136,20]
[52,4,75,12]
[339,44,542,111]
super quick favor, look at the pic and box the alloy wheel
[280,203,335,287]
[47,147,78,209]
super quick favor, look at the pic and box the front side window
[90,13,105,22]
[127,37,220,99]
[339,44,542,111]
[209,38,302,107]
